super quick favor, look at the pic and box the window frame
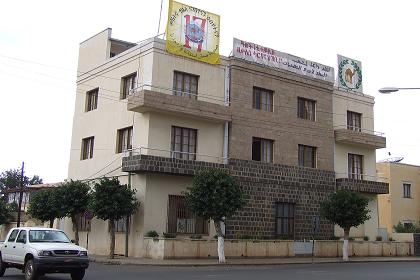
[298,144,317,168]
[115,216,130,233]
[252,137,274,163]
[116,126,133,154]
[275,202,295,239]
[347,111,362,132]
[78,214,91,232]
[172,71,199,99]
[120,72,137,100]
[171,126,198,160]
[403,182,412,198]
[297,97,316,121]
[253,87,274,112]
[85,88,98,112]
[348,153,363,179]
[81,136,94,160]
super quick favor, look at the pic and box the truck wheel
[71,269,85,280]
[24,259,38,280]
[0,255,6,277]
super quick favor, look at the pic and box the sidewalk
[89,255,420,266]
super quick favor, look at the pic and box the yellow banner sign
[166,0,220,64]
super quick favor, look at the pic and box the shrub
[348,237,355,241]
[162,233,176,239]
[375,236,382,241]
[146,230,159,238]
[190,235,202,239]
[388,237,395,241]
[363,236,369,241]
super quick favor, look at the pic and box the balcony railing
[334,125,385,136]
[335,172,388,182]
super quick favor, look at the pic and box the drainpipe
[223,65,230,164]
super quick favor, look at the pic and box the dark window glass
[403,183,411,198]
[173,71,199,99]
[348,153,363,179]
[167,195,208,234]
[16,230,27,243]
[253,87,273,112]
[298,145,316,168]
[121,73,136,99]
[275,202,295,238]
[115,217,129,233]
[78,214,90,232]
[171,126,197,160]
[297,97,316,121]
[347,111,362,131]
[8,229,20,242]
[116,126,133,153]
[81,137,94,160]
[85,88,98,112]
[252,137,273,163]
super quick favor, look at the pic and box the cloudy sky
[1,0,419,182]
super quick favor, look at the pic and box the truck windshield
[29,230,71,243]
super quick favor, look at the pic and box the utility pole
[16,161,25,227]
[125,172,131,257]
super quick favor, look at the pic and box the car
[0,227,89,280]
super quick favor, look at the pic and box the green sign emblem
[338,59,362,91]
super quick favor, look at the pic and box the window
[298,145,316,168]
[173,71,199,98]
[403,183,411,198]
[252,137,273,163]
[253,87,273,112]
[167,195,208,234]
[297,97,316,121]
[275,202,295,238]
[116,126,133,153]
[85,88,98,112]
[171,126,197,160]
[121,72,136,99]
[16,230,27,243]
[347,111,362,131]
[78,215,90,232]
[8,229,19,242]
[348,153,363,179]
[115,217,129,233]
[81,137,94,160]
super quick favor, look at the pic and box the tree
[184,169,244,263]
[0,199,12,225]
[89,178,139,259]
[27,189,60,228]
[56,180,90,244]
[0,168,43,193]
[320,189,370,261]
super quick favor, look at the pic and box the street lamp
[378,87,420,94]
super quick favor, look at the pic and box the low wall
[144,238,414,259]
[391,233,414,242]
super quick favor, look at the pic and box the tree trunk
[71,215,79,245]
[109,219,115,259]
[49,219,54,228]
[343,228,350,261]
[214,220,225,263]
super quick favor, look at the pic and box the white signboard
[337,55,363,93]
[233,38,335,83]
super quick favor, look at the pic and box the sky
[0,0,419,183]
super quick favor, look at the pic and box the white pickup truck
[0,227,89,280]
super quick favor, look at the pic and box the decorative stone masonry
[334,129,386,149]
[336,178,389,194]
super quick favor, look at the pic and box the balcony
[334,126,386,149]
[335,173,388,194]
[127,85,231,122]
[121,147,228,176]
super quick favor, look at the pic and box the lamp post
[378,87,420,94]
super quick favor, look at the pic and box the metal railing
[335,172,388,182]
[123,146,228,164]
[129,84,230,105]
[334,125,385,137]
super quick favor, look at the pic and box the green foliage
[56,180,90,218]
[363,236,369,241]
[162,232,176,239]
[0,199,12,225]
[89,178,139,221]
[388,237,395,241]
[145,230,159,238]
[393,222,420,233]
[27,189,61,224]
[184,169,244,222]
[375,236,383,241]
[320,190,370,231]
[0,168,43,193]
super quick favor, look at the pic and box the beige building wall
[377,162,420,237]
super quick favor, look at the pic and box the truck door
[14,230,27,265]
[1,229,19,262]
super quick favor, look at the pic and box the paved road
[3,262,420,280]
